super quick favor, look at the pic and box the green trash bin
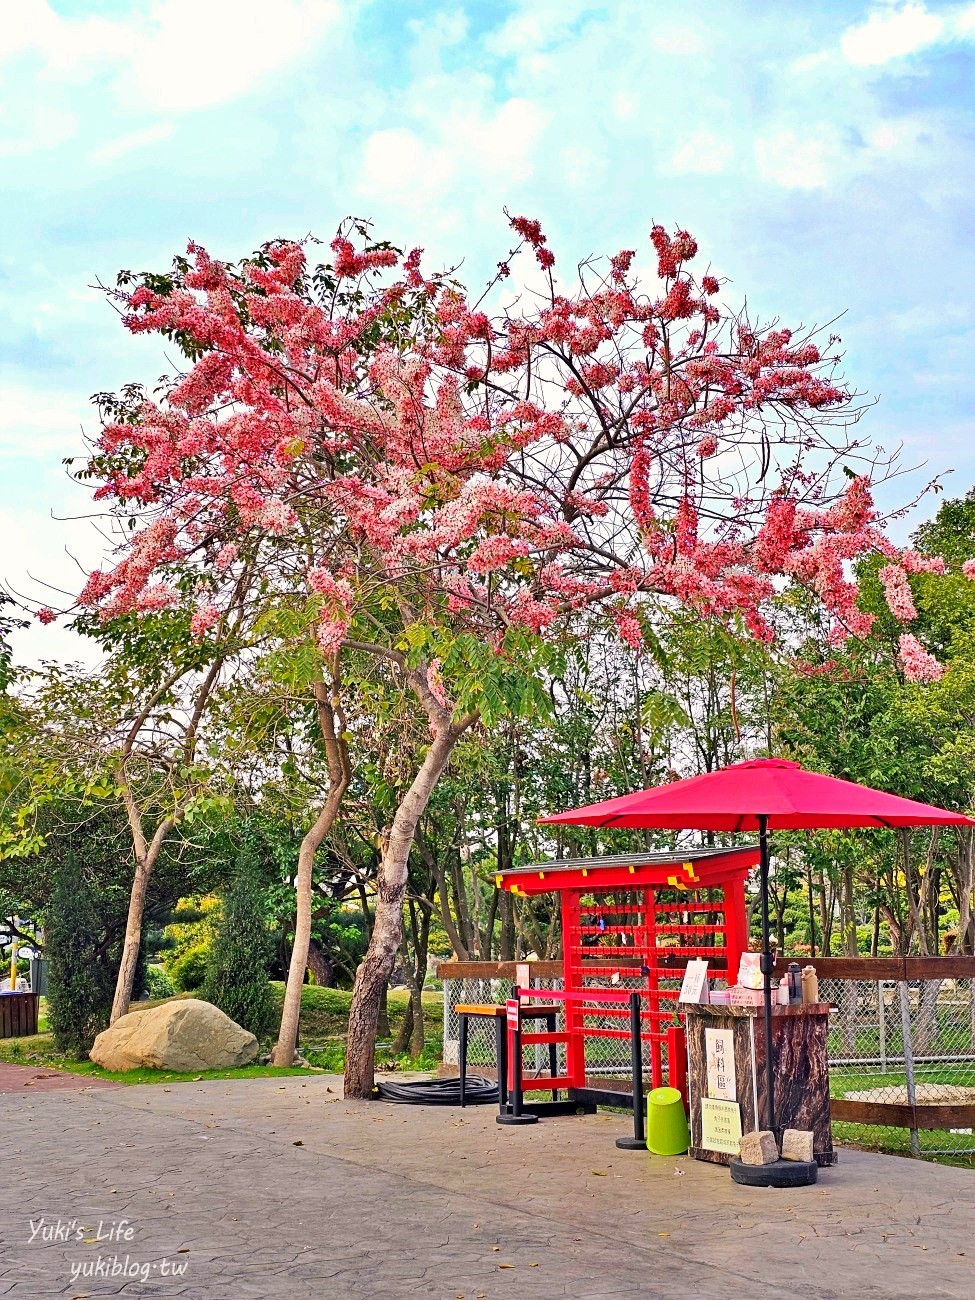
[646,1086,690,1156]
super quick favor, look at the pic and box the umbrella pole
[757,816,776,1135]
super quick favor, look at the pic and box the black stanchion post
[616,991,647,1150]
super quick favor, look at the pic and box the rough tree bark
[306,938,335,988]
[110,819,174,1024]
[344,671,477,1098]
[272,666,351,1065]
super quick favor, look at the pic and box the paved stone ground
[1,1072,972,1299]
[0,1062,119,1094]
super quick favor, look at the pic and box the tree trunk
[110,856,151,1024]
[390,967,414,1056]
[839,864,858,1053]
[271,674,350,1066]
[110,818,173,1023]
[915,979,943,1056]
[410,900,431,1059]
[418,830,469,959]
[953,829,973,955]
[344,724,463,1098]
[306,939,334,988]
[377,984,391,1040]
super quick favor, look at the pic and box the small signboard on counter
[678,959,710,1004]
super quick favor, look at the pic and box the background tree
[201,835,276,1041]
[45,853,120,1057]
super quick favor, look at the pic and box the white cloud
[486,0,598,58]
[651,28,706,56]
[0,0,344,122]
[357,95,548,209]
[841,3,944,66]
[668,131,729,176]
[360,127,454,200]
[1,495,105,669]
[119,0,344,112]
[0,2,136,75]
[0,384,93,460]
[91,122,174,164]
[754,129,843,190]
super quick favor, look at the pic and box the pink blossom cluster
[190,602,221,638]
[898,633,943,684]
[77,216,941,683]
[878,565,917,621]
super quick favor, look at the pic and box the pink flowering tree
[66,215,932,1090]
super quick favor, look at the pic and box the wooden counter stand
[685,1003,835,1167]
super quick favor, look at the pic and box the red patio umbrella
[540,757,975,1134]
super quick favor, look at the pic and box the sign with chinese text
[700,1098,743,1154]
[705,1027,737,1101]
[506,998,519,1030]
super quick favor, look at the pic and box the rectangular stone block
[781,1128,815,1162]
[739,1130,778,1165]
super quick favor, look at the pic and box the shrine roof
[497,844,758,895]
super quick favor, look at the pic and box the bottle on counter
[801,964,819,1005]
[777,975,790,1005]
[787,962,803,1004]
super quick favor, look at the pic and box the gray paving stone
[1,1074,972,1297]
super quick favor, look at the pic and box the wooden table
[454,1003,561,1109]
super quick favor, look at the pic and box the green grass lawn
[830,1061,975,1096]
[0,984,444,1085]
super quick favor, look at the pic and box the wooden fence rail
[440,955,975,981]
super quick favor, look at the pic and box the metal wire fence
[443,972,675,1089]
[825,976,975,1158]
[442,962,975,1158]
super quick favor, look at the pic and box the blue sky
[3,0,974,662]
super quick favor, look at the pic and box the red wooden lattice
[498,847,756,1095]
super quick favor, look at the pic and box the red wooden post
[723,874,749,978]
[562,891,588,1089]
[667,1022,688,1107]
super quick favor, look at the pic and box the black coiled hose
[375,1075,498,1105]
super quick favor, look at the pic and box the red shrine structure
[496,845,757,1105]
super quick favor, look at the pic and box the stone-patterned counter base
[686,1003,835,1167]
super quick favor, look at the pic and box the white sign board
[516,963,531,1004]
[700,1098,743,1154]
[705,1027,737,1101]
[678,959,710,1004]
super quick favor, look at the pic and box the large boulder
[90,998,259,1072]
